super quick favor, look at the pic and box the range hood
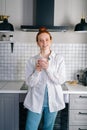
[21,0,70,32]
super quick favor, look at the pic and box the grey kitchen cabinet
[69,94,87,130]
[0,94,19,130]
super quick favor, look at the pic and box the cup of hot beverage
[37,57,48,68]
[38,57,48,62]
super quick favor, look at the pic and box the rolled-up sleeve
[46,56,66,85]
[25,58,41,88]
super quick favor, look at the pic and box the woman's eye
[40,40,44,42]
[38,38,49,42]
[39,39,43,42]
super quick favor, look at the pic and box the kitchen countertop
[0,81,26,93]
[0,80,87,94]
[63,82,87,94]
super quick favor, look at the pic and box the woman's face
[37,33,52,51]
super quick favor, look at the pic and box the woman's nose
[43,40,47,44]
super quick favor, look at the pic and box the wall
[54,0,87,26]
[1,0,87,28]
[0,32,87,81]
[0,0,87,81]
[0,0,87,43]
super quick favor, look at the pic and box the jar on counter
[1,34,7,41]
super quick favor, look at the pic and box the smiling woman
[23,27,66,130]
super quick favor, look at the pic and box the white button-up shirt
[24,51,66,113]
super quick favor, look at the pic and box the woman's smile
[37,33,52,51]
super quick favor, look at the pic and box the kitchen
[0,0,87,130]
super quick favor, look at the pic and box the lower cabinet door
[69,126,87,130]
[70,94,87,109]
[69,110,87,125]
[0,94,19,130]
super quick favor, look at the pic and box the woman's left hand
[38,59,49,70]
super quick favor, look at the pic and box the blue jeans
[25,107,57,130]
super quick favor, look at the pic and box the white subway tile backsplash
[0,42,87,81]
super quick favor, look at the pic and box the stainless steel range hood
[21,0,70,32]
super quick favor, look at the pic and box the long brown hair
[36,27,52,42]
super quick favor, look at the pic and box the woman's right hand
[36,62,42,72]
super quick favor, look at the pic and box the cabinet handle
[79,95,87,98]
[79,112,87,115]
[79,128,87,130]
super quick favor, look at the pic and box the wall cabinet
[0,94,19,130]
[69,94,87,130]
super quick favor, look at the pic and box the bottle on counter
[9,35,13,41]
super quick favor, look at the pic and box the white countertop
[0,81,26,93]
[64,82,87,94]
[0,81,87,94]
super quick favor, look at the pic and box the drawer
[69,110,87,125]
[69,126,87,130]
[70,94,87,109]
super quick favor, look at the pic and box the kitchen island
[0,81,87,130]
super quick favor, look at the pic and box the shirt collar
[37,50,55,60]
[49,51,55,59]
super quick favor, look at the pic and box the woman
[24,27,66,130]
